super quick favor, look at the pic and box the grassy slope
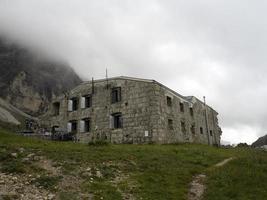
[203,148,267,200]
[0,128,266,200]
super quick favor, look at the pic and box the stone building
[43,76,221,145]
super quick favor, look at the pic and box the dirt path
[214,157,234,167]
[188,157,235,200]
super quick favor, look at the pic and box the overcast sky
[1,0,267,144]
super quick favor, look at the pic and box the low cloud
[1,0,266,144]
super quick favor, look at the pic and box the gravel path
[188,157,235,200]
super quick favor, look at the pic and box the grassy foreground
[0,128,266,200]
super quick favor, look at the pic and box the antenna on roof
[106,68,109,89]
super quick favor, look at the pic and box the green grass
[83,180,123,200]
[0,127,266,200]
[203,148,267,200]
[58,192,80,200]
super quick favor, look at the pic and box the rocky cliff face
[0,39,82,116]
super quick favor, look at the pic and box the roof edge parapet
[67,76,216,112]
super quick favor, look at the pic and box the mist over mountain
[0,38,82,116]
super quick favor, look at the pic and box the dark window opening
[168,119,174,130]
[210,130,213,136]
[52,126,59,134]
[52,102,60,116]
[83,118,90,132]
[69,120,77,133]
[200,127,203,134]
[112,113,123,129]
[167,96,172,107]
[111,87,121,103]
[191,124,195,134]
[85,95,92,108]
[190,107,194,117]
[180,102,184,112]
[71,97,79,111]
[181,121,186,134]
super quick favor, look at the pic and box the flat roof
[60,76,216,112]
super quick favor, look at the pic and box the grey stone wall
[43,77,221,145]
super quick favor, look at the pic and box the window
[80,118,90,132]
[145,131,149,137]
[68,100,72,111]
[52,102,60,116]
[190,124,195,134]
[111,113,123,129]
[111,87,121,103]
[166,96,172,107]
[181,121,186,134]
[168,119,173,130]
[179,102,184,112]
[190,107,194,117]
[200,127,203,134]
[81,95,92,108]
[68,97,79,111]
[67,120,77,133]
[85,96,92,108]
[210,130,213,136]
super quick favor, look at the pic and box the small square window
[80,118,91,133]
[111,113,123,129]
[167,96,172,107]
[190,107,194,117]
[68,120,77,133]
[210,130,213,136]
[111,87,121,103]
[81,95,92,109]
[85,95,92,108]
[180,102,184,112]
[52,102,60,116]
[69,97,79,111]
[84,118,91,132]
[200,127,203,134]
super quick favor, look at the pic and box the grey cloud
[1,0,266,143]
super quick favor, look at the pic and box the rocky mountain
[251,135,267,147]
[0,97,36,126]
[0,39,82,116]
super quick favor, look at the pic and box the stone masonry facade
[43,76,222,145]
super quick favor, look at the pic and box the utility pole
[92,77,95,94]
[203,96,210,145]
[105,68,112,143]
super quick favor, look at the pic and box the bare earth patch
[0,150,138,200]
[36,157,60,176]
[188,174,206,200]
[188,157,235,200]
[0,172,55,200]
